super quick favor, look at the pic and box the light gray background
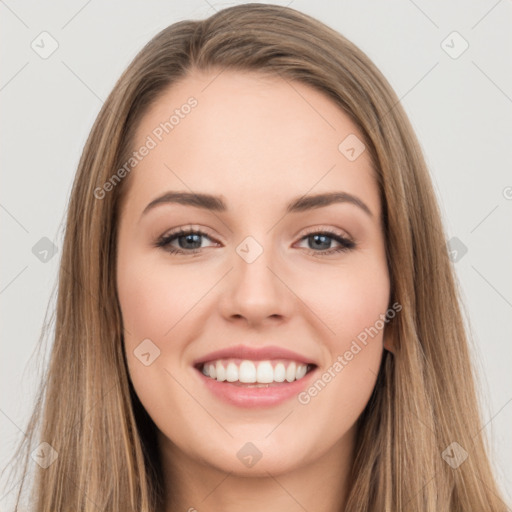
[1,0,511,507]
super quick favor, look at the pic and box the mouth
[192,344,318,407]
[194,359,317,387]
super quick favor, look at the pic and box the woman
[11,3,508,511]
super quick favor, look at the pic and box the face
[116,69,391,477]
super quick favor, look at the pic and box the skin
[116,69,392,512]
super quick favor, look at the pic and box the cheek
[293,253,389,407]
[116,249,192,380]
[117,252,205,430]
[117,253,207,343]
[298,254,390,343]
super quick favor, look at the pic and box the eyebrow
[141,190,373,218]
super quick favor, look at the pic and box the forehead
[125,69,380,217]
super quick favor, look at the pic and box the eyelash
[155,226,356,257]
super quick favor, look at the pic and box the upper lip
[193,344,317,367]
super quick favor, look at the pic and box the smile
[199,359,314,384]
[192,344,318,407]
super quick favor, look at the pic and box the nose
[218,241,292,327]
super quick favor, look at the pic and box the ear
[383,329,395,354]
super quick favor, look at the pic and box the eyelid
[158,224,354,244]
[299,224,352,239]
[155,225,221,250]
[159,224,220,242]
[293,226,356,255]
[155,224,356,255]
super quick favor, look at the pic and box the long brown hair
[9,3,508,510]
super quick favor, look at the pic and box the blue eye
[156,229,216,254]
[156,228,355,256]
[299,232,355,255]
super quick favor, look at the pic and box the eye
[155,228,219,255]
[155,226,356,256]
[295,229,355,256]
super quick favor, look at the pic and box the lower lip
[195,366,317,408]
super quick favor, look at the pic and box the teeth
[216,361,226,382]
[285,362,296,382]
[239,360,256,383]
[274,363,286,382]
[256,361,274,383]
[200,359,311,384]
[296,364,307,380]
[226,362,238,382]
